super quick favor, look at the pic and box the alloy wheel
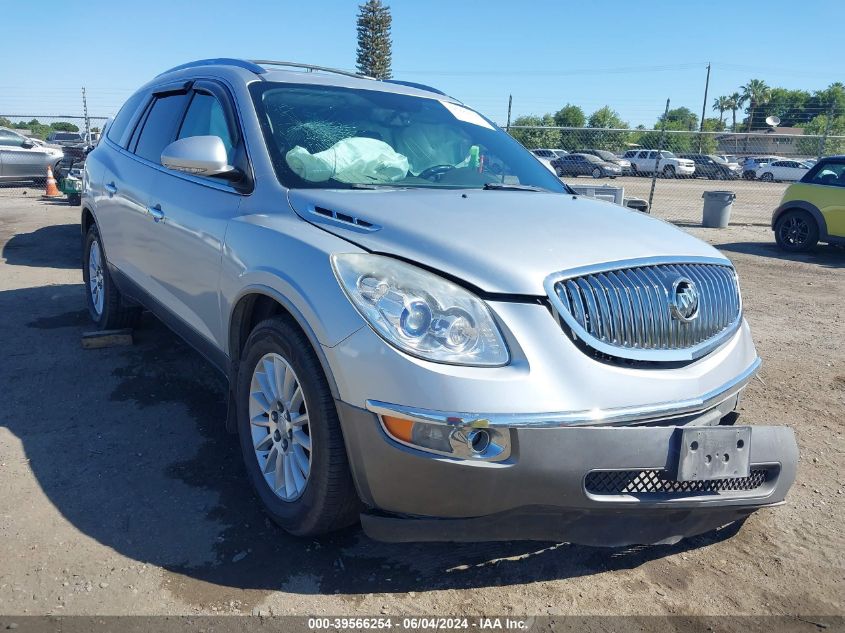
[779,216,810,247]
[88,240,104,316]
[248,352,312,501]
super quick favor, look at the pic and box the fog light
[380,414,510,461]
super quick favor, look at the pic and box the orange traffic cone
[43,166,62,199]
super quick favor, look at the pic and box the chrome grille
[546,259,741,362]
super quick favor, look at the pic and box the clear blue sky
[1,0,842,128]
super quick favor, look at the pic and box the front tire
[662,165,676,178]
[82,225,141,329]
[774,209,819,252]
[591,167,602,179]
[237,316,359,536]
[761,172,774,182]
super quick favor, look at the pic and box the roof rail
[250,60,374,80]
[158,58,267,77]
[381,79,448,96]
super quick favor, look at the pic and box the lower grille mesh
[585,468,770,495]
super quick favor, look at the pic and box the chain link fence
[0,115,110,143]
[509,125,844,225]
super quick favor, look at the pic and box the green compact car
[772,155,845,251]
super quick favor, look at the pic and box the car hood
[287,188,727,295]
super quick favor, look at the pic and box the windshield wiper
[482,182,549,192]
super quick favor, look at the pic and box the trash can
[701,191,736,228]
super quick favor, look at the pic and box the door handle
[146,205,165,223]
[104,181,117,196]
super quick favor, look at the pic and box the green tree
[740,79,772,131]
[553,104,585,128]
[50,121,79,132]
[508,114,560,149]
[588,106,626,129]
[796,113,845,156]
[0,116,11,127]
[355,0,392,79]
[762,88,811,126]
[712,96,730,126]
[584,107,629,150]
[660,107,698,131]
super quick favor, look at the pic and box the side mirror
[160,136,239,179]
[21,139,35,149]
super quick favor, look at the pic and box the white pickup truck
[623,149,696,178]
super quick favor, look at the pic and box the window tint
[0,129,25,146]
[807,161,845,187]
[177,92,235,161]
[107,90,148,147]
[133,93,189,163]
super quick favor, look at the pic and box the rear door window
[132,93,190,163]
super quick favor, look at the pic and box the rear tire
[591,167,602,179]
[82,225,142,329]
[236,316,360,536]
[774,209,819,252]
[761,172,774,182]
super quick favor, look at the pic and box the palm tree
[726,92,746,132]
[740,79,771,132]
[712,96,730,126]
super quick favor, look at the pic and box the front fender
[219,212,366,353]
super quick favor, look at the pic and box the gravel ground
[570,175,788,225]
[0,185,842,620]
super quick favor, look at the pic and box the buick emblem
[670,277,699,322]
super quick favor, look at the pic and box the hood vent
[310,206,381,232]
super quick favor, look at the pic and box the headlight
[331,253,509,366]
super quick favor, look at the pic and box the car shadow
[2,223,80,269]
[1,280,746,600]
[716,241,845,269]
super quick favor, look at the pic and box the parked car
[577,149,631,173]
[740,156,784,180]
[622,149,695,178]
[552,152,622,178]
[532,148,567,159]
[0,126,64,182]
[81,58,797,545]
[529,149,559,175]
[772,155,845,251]
[718,154,740,165]
[46,131,85,147]
[756,160,811,182]
[678,154,741,179]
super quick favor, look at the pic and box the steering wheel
[418,164,456,181]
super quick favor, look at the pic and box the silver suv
[81,59,797,545]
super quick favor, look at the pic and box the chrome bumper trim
[366,357,761,429]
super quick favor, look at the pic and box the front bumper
[337,401,798,545]
[676,165,696,176]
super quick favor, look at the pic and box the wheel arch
[771,200,828,240]
[81,206,96,239]
[227,287,342,407]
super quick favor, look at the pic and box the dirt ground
[0,185,842,620]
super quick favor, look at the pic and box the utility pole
[698,63,711,153]
[82,87,91,146]
[505,94,512,132]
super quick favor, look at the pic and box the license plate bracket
[677,426,751,482]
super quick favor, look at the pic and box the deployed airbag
[286,137,410,184]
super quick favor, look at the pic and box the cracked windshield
[251,82,567,191]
